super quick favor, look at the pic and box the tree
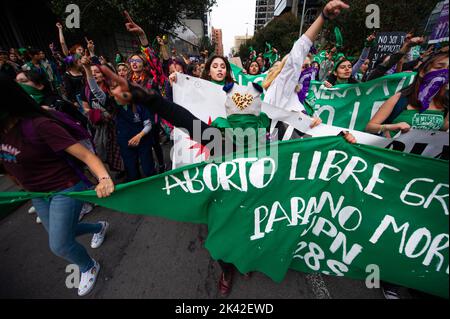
[47,0,216,38]
[317,0,440,52]
[199,36,215,56]
[238,13,300,61]
[239,0,440,61]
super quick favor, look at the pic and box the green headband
[333,58,350,73]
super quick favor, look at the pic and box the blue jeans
[117,136,155,182]
[32,182,102,273]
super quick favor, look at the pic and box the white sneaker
[79,203,94,221]
[28,206,36,214]
[36,216,42,224]
[78,260,100,297]
[91,222,109,249]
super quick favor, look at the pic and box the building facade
[255,0,276,31]
[211,27,224,56]
[274,0,320,24]
[232,35,253,54]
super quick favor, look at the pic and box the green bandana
[19,84,46,105]
[211,113,270,131]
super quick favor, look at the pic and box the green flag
[231,63,267,88]
[305,72,417,131]
[1,136,448,298]
[263,42,279,66]
[314,50,328,64]
[335,27,344,48]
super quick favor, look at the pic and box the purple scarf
[418,69,449,113]
[385,64,397,75]
[297,67,318,103]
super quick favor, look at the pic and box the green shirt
[391,109,446,135]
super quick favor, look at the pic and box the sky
[210,0,257,56]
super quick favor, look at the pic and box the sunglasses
[128,58,143,63]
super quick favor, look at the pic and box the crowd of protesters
[1,0,448,299]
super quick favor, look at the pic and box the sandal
[218,272,233,297]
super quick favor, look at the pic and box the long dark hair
[332,59,358,84]
[21,70,52,97]
[401,52,449,110]
[0,74,64,137]
[201,55,234,84]
[246,60,261,75]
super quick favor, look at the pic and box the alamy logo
[366,4,380,29]
[65,264,80,289]
[65,4,80,29]
[365,264,381,289]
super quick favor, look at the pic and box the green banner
[306,72,417,131]
[231,63,267,87]
[0,136,448,298]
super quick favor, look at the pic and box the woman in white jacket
[263,0,350,140]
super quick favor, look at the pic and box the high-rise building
[254,0,276,31]
[232,35,253,54]
[211,27,224,56]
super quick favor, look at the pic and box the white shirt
[263,35,313,113]
[263,35,313,140]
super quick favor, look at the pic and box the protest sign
[368,32,407,71]
[230,57,243,69]
[429,0,449,44]
[307,126,449,160]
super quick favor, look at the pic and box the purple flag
[429,0,449,44]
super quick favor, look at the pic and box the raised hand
[124,10,145,36]
[157,36,165,46]
[49,43,56,53]
[99,65,132,105]
[80,55,91,67]
[367,32,376,43]
[409,36,425,47]
[323,0,350,20]
[85,37,95,54]
[56,22,63,30]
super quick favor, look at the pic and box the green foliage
[199,36,215,55]
[320,0,440,52]
[239,13,300,60]
[47,0,216,37]
[240,0,440,59]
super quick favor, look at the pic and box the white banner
[307,126,449,160]
[172,73,448,168]
[172,74,312,168]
